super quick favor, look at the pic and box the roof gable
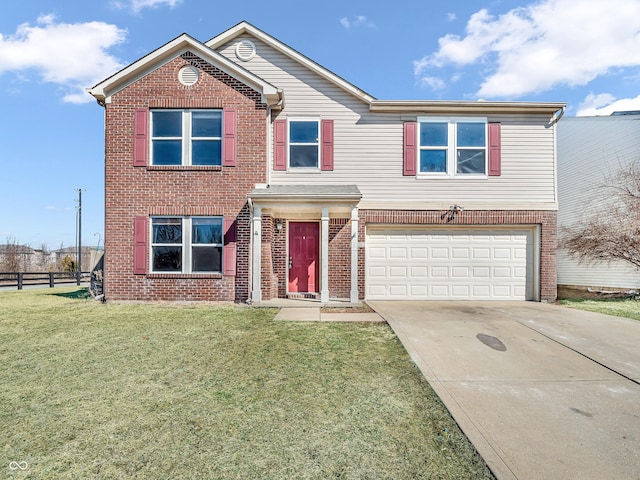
[205,21,376,105]
[88,33,281,105]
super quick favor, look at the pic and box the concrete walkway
[273,307,385,323]
[369,301,640,480]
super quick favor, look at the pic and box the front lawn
[0,287,492,479]
[559,297,640,321]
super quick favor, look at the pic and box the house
[557,113,640,294]
[88,21,564,303]
[0,244,40,271]
[51,246,102,272]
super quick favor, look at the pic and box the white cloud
[419,75,446,91]
[340,15,376,30]
[447,12,457,22]
[576,93,640,116]
[0,14,126,103]
[415,0,640,98]
[112,0,182,14]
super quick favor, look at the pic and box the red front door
[288,222,319,293]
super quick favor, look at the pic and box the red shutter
[321,119,334,171]
[223,217,237,276]
[488,122,501,176]
[273,119,287,171]
[133,216,148,274]
[222,108,237,167]
[403,122,417,176]
[133,109,148,167]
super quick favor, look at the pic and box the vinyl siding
[216,35,557,210]
[557,115,640,289]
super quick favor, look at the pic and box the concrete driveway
[368,301,640,480]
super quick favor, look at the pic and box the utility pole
[76,188,83,285]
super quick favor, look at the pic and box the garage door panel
[473,266,490,278]
[431,266,449,278]
[389,285,407,296]
[472,285,491,297]
[473,248,491,259]
[411,247,428,258]
[411,266,428,277]
[431,248,449,259]
[452,285,470,297]
[431,285,449,296]
[493,248,512,259]
[451,266,470,278]
[389,247,407,259]
[452,248,470,259]
[494,267,511,278]
[389,266,407,277]
[366,227,534,300]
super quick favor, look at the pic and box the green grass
[0,287,493,479]
[559,297,640,321]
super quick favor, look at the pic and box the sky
[1,0,640,250]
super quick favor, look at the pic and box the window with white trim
[289,119,319,168]
[151,217,223,273]
[418,117,487,176]
[151,110,222,166]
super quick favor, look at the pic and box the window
[418,117,487,176]
[151,110,222,166]
[151,217,223,273]
[289,120,319,168]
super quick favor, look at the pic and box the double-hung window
[151,217,223,273]
[418,117,487,176]
[151,110,222,166]
[289,120,320,168]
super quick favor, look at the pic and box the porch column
[350,206,359,303]
[320,207,329,303]
[251,205,262,303]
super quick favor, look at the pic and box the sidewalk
[273,307,385,323]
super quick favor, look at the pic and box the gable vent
[235,39,256,62]
[178,65,199,86]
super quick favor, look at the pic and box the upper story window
[151,216,223,273]
[273,118,334,172]
[418,117,487,176]
[289,120,319,168]
[151,110,222,166]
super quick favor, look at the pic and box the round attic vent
[235,39,256,61]
[178,65,199,86]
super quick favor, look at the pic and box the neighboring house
[51,246,101,272]
[88,21,564,303]
[557,113,640,292]
[0,244,38,271]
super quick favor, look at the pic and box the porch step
[286,293,320,300]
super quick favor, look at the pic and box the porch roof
[249,184,362,201]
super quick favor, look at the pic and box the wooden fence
[0,272,91,290]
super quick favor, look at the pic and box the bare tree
[35,243,52,271]
[561,159,640,270]
[0,237,25,271]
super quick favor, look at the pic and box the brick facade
[103,52,267,301]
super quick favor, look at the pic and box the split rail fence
[0,272,90,290]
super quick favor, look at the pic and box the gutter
[370,100,567,116]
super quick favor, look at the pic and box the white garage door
[366,227,535,300]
